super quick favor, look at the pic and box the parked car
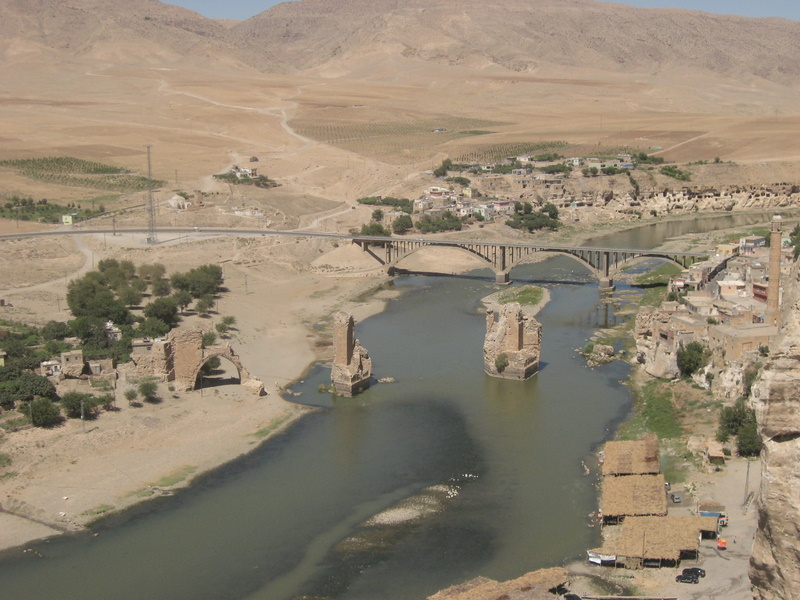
[564,594,581,600]
[682,567,706,578]
[676,573,699,584]
[670,493,682,503]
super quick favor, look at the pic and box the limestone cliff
[750,256,800,599]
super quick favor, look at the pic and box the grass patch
[83,504,115,517]
[310,286,339,299]
[0,417,30,431]
[634,263,682,286]
[618,379,682,440]
[496,285,544,306]
[0,453,11,468]
[252,414,293,438]
[124,488,155,499]
[352,281,395,303]
[153,465,197,488]
[0,472,18,481]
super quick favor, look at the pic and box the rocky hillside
[233,0,800,83]
[750,254,800,599]
[3,0,800,85]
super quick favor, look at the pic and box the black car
[683,567,706,578]
[676,573,699,584]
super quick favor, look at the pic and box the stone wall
[483,302,541,380]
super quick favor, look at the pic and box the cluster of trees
[717,397,761,457]
[505,202,560,233]
[0,195,105,223]
[789,224,800,259]
[62,261,223,360]
[213,172,278,188]
[582,165,629,177]
[660,165,692,181]
[415,211,463,234]
[356,196,414,214]
[445,176,471,187]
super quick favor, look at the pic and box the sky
[166,0,800,22]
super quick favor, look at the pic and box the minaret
[766,214,782,327]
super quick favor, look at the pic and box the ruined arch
[192,352,243,390]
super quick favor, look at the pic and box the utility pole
[146,145,158,245]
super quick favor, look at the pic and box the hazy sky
[166,0,800,22]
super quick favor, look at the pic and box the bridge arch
[191,352,243,390]
[608,254,688,279]
[503,250,599,280]
[387,244,495,273]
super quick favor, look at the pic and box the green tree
[69,316,109,348]
[359,222,391,236]
[542,203,559,220]
[151,278,172,297]
[676,341,708,377]
[221,315,237,328]
[173,290,193,314]
[170,265,223,299]
[138,381,159,403]
[392,214,413,235]
[371,209,384,221]
[66,276,130,323]
[495,353,509,373]
[138,263,166,281]
[41,320,70,341]
[215,322,230,335]
[60,392,97,419]
[28,398,61,427]
[736,415,761,457]
[117,286,143,308]
[124,388,138,406]
[195,295,215,317]
[201,331,217,347]
[144,297,180,328]
[139,317,170,338]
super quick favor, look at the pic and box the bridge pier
[598,278,615,292]
[495,272,511,285]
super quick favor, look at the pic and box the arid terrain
[0,0,799,598]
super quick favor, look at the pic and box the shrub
[676,341,708,377]
[495,353,509,373]
[60,392,97,419]
[138,381,158,403]
[28,398,61,427]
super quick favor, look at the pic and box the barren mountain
[233,0,800,84]
[3,0,800,86]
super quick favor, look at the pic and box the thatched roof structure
[601,474,667,519]
[602,434,660,476]
[427,567,568,600]
[592,516,719,561]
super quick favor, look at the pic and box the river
[0,212,783,600]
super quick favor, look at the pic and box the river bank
[0,210,779,587]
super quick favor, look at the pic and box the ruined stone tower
[331,312,372,397]
[483,302,542,380]
[766,214,782,328]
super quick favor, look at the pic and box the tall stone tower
[483,302,542,381]
[331,312,372,397]
[766,214,782,328]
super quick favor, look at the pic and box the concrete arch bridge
[352,236,708,289]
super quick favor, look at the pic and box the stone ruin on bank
[128,328,264,395]
[330,312,372,397]
[483,302,542,380]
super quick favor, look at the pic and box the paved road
[0,227,707,257]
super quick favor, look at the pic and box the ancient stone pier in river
[483,302,542,380]
[331,312,372,397]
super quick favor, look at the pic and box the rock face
[484,303,542,380]
[331,313,372,397]
[749,257,800,599]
